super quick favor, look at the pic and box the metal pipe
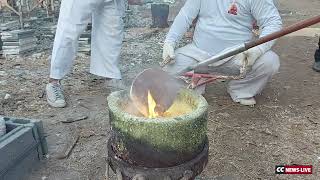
[245,15,320,49]
[176,44,246,75]
[18,0,23,29]
[177,15,320,76]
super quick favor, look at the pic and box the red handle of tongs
[184,72,221,88]
[184,72,219,78]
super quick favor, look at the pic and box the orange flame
[147,90,158,118]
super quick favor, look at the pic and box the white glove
[161,43,175,66]
[243,46,264,66]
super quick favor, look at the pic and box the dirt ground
[1,0,320,179]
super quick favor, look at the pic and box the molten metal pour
[138,90,193,118]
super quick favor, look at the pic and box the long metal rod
[198,44,246,67]
[18,0,23,29]
[245,15,320,49]
[177,15,320,75]
[176,44,246,75]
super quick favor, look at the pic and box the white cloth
[163,44,280,100]
[162,42,176,61]
[242,46,264,67]
[227,50,280,101]
[165,0,282,55]
[50,0,125,80]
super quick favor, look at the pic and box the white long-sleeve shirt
[165,0,282,55]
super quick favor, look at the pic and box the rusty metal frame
[0,0,23,28]
[28,0,55,17]
[0,0,20,15]
[0,0,58,29]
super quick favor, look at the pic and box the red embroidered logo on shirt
[228,1,238,15]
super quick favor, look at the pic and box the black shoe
[314,46,320,72]
[313,61,320,72]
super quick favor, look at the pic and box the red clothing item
[228,3,238,15]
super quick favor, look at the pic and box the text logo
[275,165,313,174]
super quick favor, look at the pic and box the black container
[111,131,207,168]
[107,134,209,180]
[151,4,169,28]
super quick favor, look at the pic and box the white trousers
[50,0,125,80]
[163,44,280,101]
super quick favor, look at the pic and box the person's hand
[243,46,264,66]
[160,43,175,67]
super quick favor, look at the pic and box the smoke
[123,99,144,117]
[129,68,186,116]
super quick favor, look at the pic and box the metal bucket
[151,3,169,28]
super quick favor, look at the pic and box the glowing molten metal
[143,90,193,118]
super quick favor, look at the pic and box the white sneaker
[105,79,126,91]
[236,97,256,106]
[46,82,66,108]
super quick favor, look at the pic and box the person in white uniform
[46,0,144,108]
[162,0,282,106]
